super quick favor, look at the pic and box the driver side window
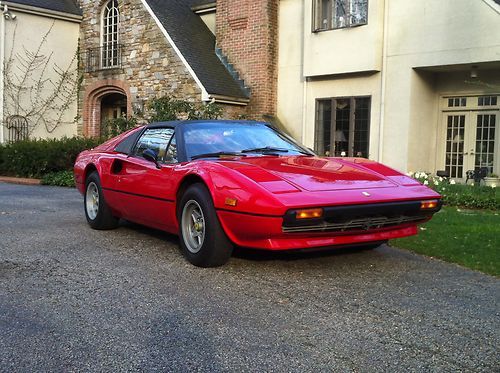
[133,128,174,163]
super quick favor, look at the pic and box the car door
[111,127,178,231]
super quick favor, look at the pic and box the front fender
[174,161,288,217]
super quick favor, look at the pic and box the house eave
[191,3,216,14]
[0,1,82,22]
[209,94,249,106]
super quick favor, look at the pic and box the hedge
[408,172,500,211]
[0,137,101,178]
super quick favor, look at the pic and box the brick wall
[216,0,279,119]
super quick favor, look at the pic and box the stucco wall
[277,0,305,142]
[278,0,500,174]
[2,11,79,140]
[383,0,500,173]
[303,0,384,76]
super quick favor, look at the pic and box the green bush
[0,137,101,178]
[41,170,75,187]
[408,172,500,210]
[148,96,223,122]
[439,184,500,210]
[101,116,137,139]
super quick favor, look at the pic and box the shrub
[0,137,101,178]
[147,96,223,122]
[408,171,500,210]
[41,170,75,187]
[101,116,137,139]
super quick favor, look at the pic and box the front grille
[282,200,441,234]
[282,214,428,233]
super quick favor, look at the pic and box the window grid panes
[478,96,498,107]
[353,98,370,157]
[447,97,467,108]
[102,0,119,68]
[445,115,465,178]
[475,114,496,175]
[313,0,368,31]
[315,96,370,158]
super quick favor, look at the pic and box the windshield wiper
[191,151,247,160]
[241,146,289,154]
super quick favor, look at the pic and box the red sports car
[74,120,441,267]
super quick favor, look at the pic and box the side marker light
[225,197,238,207]
[421,200,438,210]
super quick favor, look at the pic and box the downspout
[301,0,307,145]
[0,1,5,144]
[377,0,389,162]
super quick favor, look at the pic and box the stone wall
[78,0,202,136]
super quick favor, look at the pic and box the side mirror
[143,149,161,169]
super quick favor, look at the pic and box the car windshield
[183,122,311,160]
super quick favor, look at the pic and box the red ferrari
[74,120,441,267]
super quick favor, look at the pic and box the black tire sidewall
[178,183,232,267]
[84,171,117,229]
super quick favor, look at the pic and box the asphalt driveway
[0,182,498,372]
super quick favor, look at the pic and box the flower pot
[483,177,499,188]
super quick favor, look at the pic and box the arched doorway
[82,80,132,137]
[101,93,127,120]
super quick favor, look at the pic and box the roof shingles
[144,0,247,100]
[6,0,81,16]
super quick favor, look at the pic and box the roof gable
[142,0,248,101]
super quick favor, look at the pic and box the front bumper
[216,208,423,251]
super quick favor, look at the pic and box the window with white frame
[101,0,120,68]
[313,0,368,31]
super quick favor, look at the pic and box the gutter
[0,2,5,144]
[377,0,389,163]
[209,94,249,106]
[191,3,216,14]
[2,1,82,23]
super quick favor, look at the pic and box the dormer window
[313,0,368,32]
[101,0,120,68]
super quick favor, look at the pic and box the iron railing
[6,115,29,142]
[84,44,123,72]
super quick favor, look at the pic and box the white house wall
[278,0,500,174]
[2,11,79,140]
[277,0,305,142]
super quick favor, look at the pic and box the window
[313,0,368,31]
[448,97,467,108]
[133,128,175,163]
[315,97,371,157]
[101,0,120,68]
[478,96,498,106]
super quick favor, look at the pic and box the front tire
[84,171,119,230]
[178,183,233,267]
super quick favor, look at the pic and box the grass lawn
[392,207,500,277]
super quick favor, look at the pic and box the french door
[443,110,498,180]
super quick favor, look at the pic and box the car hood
[220,156,398,192]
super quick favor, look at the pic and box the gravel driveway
[0,182,498,372]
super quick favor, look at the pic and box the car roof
[146,120,269,129]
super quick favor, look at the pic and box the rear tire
[178,183,233,267]
[84,171,119,230]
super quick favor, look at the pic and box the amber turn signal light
[420,200,439,210]
[225,197,238,207]
[295,208,323,219]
